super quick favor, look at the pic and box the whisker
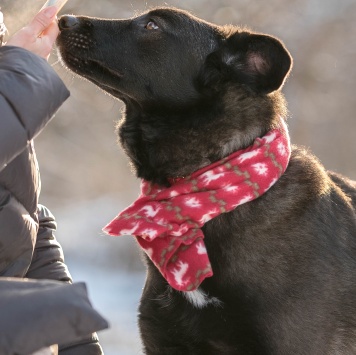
[51,59,61,67]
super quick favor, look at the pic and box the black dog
[57,7,356,355]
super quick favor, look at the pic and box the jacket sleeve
[0,46,70,171]
[26,207,105,355]
[25,204,73,283]
[0,278,108,355]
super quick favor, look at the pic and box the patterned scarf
[103,119,291,291]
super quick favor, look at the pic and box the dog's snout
[58,15,79,30]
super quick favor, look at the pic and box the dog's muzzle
[58,15,79,31]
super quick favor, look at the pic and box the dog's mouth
[56,15,134,101]
[59,51,123,79]
[58,50,124,97]
[90,77,124,98]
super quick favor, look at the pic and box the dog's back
[57,7,356,354]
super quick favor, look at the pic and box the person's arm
[0,7,70,171]
[25,205,72,282]
[0,278,108,355]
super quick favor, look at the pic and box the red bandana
[103,120,291,291]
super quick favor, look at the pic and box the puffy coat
[0,45,70,280]
[0,278,108,355]
[0,46,105,354]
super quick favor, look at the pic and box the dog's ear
[200,31,292,94]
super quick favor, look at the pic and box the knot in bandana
[103,119,291,291]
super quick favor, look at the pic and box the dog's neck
[104,119,291,291]
[118,90,286,186]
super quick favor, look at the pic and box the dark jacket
[0,46,105,354]
[0,278,108,355]
[0,45,71,280]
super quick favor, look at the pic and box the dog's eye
[145,21,159,30]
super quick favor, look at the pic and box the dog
[56,7,356,355]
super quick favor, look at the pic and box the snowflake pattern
[278,142,287,156]
[253,163,268,176]
[185,197,202,208]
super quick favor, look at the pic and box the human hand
[5,6,59,60]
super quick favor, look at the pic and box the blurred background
[2,0,356,353]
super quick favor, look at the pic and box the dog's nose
[58,15,79,30]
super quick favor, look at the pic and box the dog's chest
[182,288,222,309]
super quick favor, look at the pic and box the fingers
[28,6,58,37]
[42,20,60,43]
[39,21,60,60]
[5,6,60,60]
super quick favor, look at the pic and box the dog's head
[57,7,291,104]
[57,7,292,185]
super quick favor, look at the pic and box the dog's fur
[57,7,356,355]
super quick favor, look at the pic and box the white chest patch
[182,288,223,309]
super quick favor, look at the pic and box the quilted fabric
[0,278,108,354]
